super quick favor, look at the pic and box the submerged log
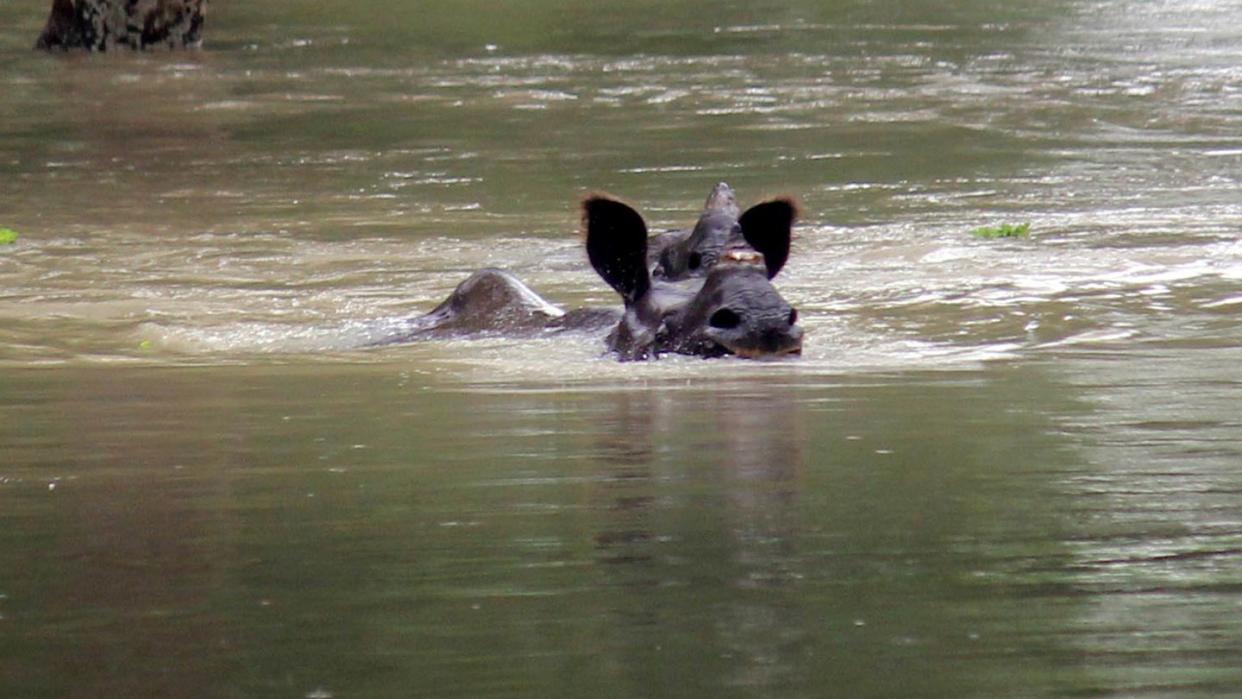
[36,0,206,51]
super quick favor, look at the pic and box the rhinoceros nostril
[788,308,798,325]
[688,252,702,271]
[709,308,741,330]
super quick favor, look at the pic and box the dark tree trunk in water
[36,0,206,51]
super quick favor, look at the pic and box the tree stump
[36,0,206,51]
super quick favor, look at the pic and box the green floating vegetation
[971,222,1030,239]
[0,228,18,245]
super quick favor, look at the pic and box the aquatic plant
[0,228,19,245]
[971,222,1030,239]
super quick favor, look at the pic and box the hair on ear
[739,197,799,279]
[582,195,651,303]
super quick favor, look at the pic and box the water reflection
[1051,345,1242,693]
[589,388,804,691]
[2,0,1242,695]
[3,360,1242,695]
[0,369,240,696]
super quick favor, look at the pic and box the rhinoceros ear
[584,195,651,304]
[739,198,798,279]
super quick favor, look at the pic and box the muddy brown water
[2,1,1240,696]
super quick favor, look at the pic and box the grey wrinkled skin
[373,269,622,346]
[648,182,742,280]
[36,0,206,51]
[376,268,621,344]
[647,182,799,288]
[659,258,802,358]
[602,250,801,360]
[585,192,802,360]
[375,187,803,361]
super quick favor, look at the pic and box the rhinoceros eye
[709,308,741,330]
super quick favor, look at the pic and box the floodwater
[1,0,1240,696]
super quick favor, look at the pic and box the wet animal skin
[584,191,802,360]
[381,184,804,361]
